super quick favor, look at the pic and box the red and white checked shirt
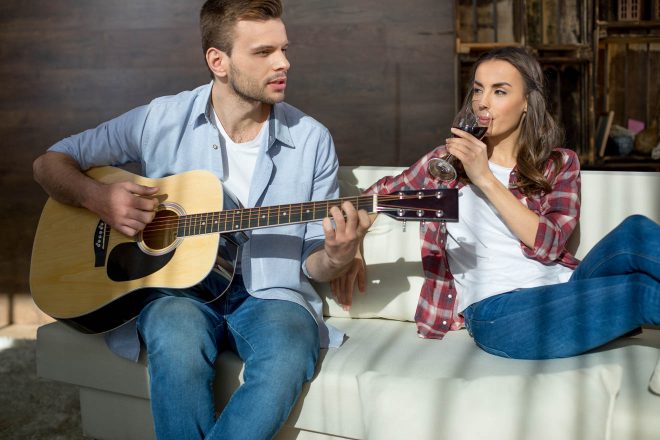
[364,146,581,339]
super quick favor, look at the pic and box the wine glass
[428,105,491,183]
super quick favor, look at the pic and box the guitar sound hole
[142,209,179,251]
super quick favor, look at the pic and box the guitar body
[30,167,223,333]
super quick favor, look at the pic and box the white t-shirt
[446,161,573,313]
[214,110,267,207]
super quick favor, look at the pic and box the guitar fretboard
[176,195,374,237]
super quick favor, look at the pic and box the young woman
[335,46,660,360]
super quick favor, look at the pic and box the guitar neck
[176,195,375,237]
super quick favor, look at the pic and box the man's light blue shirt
[49,81,345,359]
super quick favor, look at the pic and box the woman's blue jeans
[462,215,660,360]
[136,275,320,440]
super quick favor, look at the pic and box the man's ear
[205,47,229,78]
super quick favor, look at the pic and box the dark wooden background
[0,0,455,297]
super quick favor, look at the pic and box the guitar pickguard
[106,242,175,282]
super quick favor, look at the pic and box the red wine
[454,124,488,139]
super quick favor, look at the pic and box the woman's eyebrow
[474,80,512,88]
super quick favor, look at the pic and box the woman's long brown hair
[455,47,564,196]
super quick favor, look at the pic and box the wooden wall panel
[0,0,454,296]
[284,0,455,165]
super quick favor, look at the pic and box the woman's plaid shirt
[364,146,582,339]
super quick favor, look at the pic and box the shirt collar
[191,80,215,128]
[195,80,295,150]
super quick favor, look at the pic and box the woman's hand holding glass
[428,105,491,183]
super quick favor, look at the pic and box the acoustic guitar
[30,166,458,333]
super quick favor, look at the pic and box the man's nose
[274,50,290,71]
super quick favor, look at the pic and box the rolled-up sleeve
[301,129,339,274]
[522,149,581,263]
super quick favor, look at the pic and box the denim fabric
[462,215,660,359]
[137,275,319,440]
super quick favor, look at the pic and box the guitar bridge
[93,220,110,267]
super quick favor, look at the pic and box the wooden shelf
[597,20,660,30]
[585,156,660,172]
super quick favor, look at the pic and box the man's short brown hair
[200,0,283,56]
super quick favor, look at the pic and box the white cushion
[358,366,622,440]
[650,356,660,396]
[281,319,660,440]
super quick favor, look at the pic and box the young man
[32,1,371,438]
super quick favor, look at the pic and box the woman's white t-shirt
[446,161,573,313]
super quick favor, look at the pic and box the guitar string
[139,193,444,229]
[138,193,449,236]
[138,194,449,237]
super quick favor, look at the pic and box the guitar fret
[192,214,199,235]
[202,213,210,234]
[232,210,239,230]
[209,212,217,233]
[357,195,370,212]
[313,201,326,220]
[281,204,290,224]
[222,210,229,233]
[242,208,253,230]
[197,213,204,235]
[301,203,313,222]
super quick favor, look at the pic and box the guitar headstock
[377,189,458,222]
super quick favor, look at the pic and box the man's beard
[228,64,284,105]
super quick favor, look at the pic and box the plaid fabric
[364,146,581,339]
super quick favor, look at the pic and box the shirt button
[448,294,452,299]
[442,320,447,325]
[212,144,219,150]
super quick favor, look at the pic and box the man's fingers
[125,182,159,196]
[357,210,372,236]
[357,262,366,293]
[132,207,157,225]
[329,205,345,234]
[134,194,159,212]
[322,217,336,241]
[342,201,358,234]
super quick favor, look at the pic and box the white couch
[36,166,660,440]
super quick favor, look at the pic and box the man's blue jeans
[462,215,660,360]
[136,275,320,440]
